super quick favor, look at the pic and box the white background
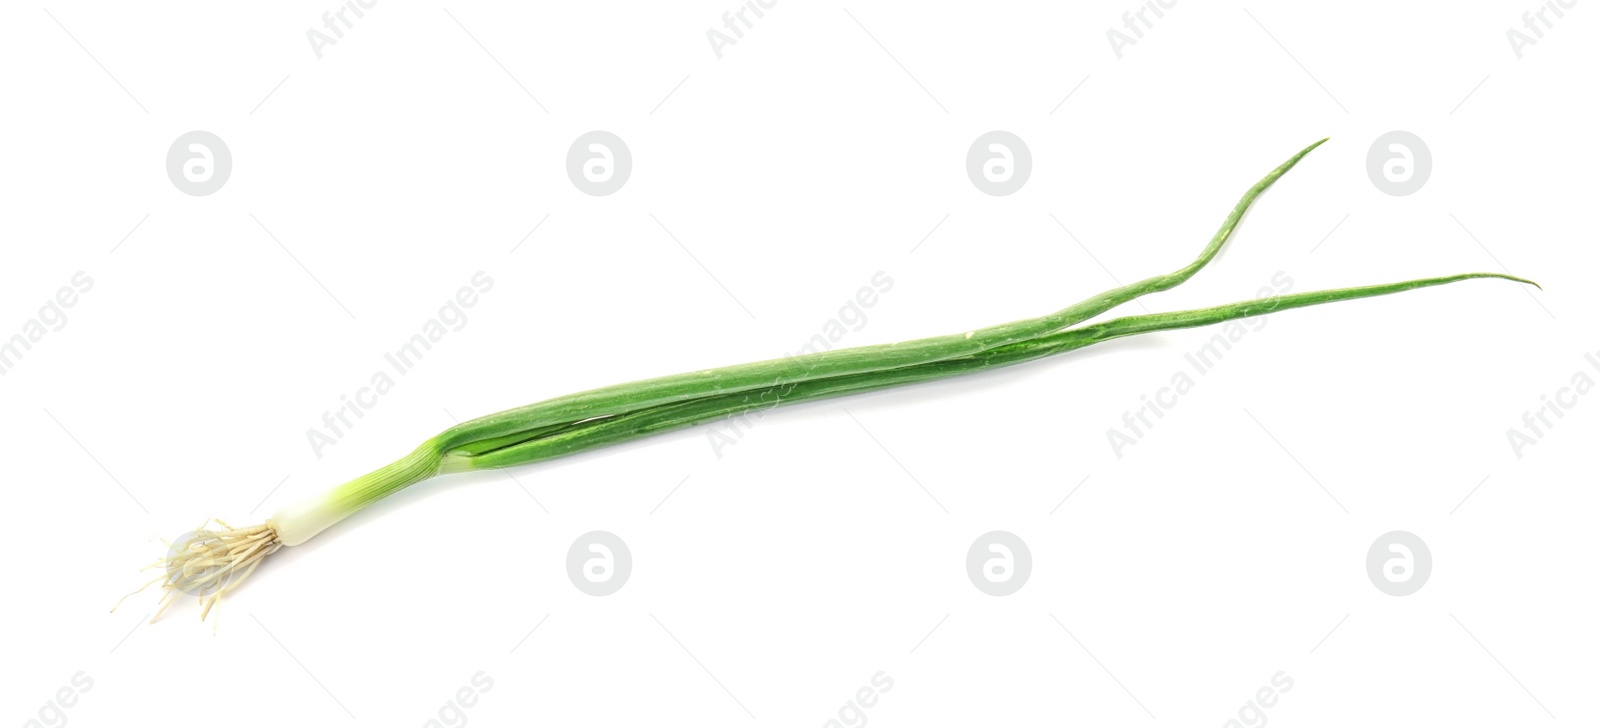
[2,1,1595,726]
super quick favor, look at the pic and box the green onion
[122,138,1535,623]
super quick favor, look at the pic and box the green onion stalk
[122,139,1537,623]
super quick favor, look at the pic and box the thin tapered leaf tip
[1465,272,1541,290]
[1275,138,1331,172]
[1298,137,1330,157]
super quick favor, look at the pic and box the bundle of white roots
[113,519,281,630]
